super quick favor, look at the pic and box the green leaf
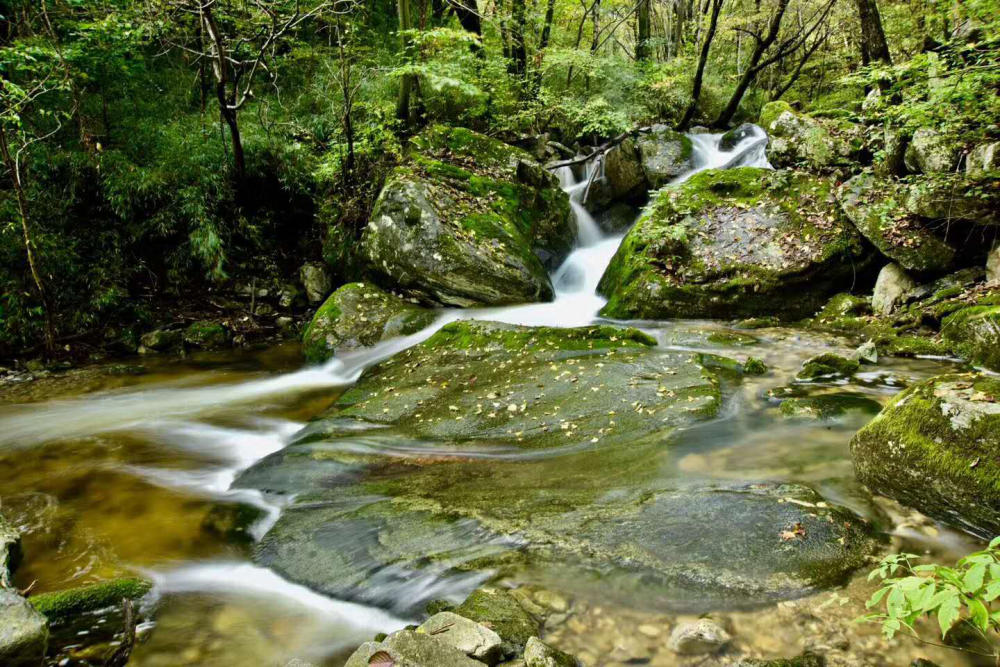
[937,595,961,638]
[985,581,1000,602]
[866,587,890,609]
[923,587,959,612]
[964,563,986,593]
[969,598,990,632]
[988,536,1000,550]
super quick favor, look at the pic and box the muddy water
[0,327,988,667]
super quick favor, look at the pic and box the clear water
[0,130,988,666]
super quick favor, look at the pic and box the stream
[0,129,988,667]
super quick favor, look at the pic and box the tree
[678,0,723,129]
[636,0,652,60]
[396,0,416,121]
[854,0,892,65]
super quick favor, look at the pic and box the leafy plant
[857,538,1000,659]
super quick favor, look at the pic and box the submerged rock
[358,125,573,307]
[779,394,882,420]
[0,589,48,667]
[667,619,730,655]
[28,577,151,622]
[838,174,955,274]
[796,354,860,380]
[598,168,872,320]
[851,372,1000,537]
[301,282,437,363]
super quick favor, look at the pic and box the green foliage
[858,540,1000,657]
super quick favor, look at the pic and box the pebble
[667,619,731,655]
[637,624,662,638]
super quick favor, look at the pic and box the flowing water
[0,129,988,666]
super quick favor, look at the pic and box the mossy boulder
[523,637,578,667]
[454,589,540,657]
[815,293,871,321]
[905,175,1000,226]
[0,590,48,667]
[138,328,182,353]
[904,128,960,174]
[838,174,956,274]
[597,168,873,320]
[851,372,1000,537]
[941,306,1000,372]
[637,125,695,188]
[796,353,860,380]
[359,126,574,307]
[183,321,230,349]
[744,357,768,374]
[759,102,859,172]
[706,331,759,346]
[779,394,882,420]
[245,322,882,614]
[301,282,438,364]
[28,578,152,622]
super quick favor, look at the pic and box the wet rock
[300,262,333,304]
[940,305,1000,371]
[532,590,568,613]
[853,340,878,364]
[968,142,1000,177]
[851,372,1000,537]
[637,125,695,189]
[523,637,578,667]
[28,577,152,622]
[301,282,437,364]
[417,612,504,664]
[733,653,825,667]
[872,263,918,315]
[779,394,882,420]
[0,509,22,589]
[744,357,768,375]
[360,126,572,306]
[595,203,640,235]
[345,630,485,667]
[796,354,860,380]
[759,102,858,172]
[707,332,759,346]
[588,138,648,209]
[719,123,759,152]
[138,328,182,353]
[425,599,456,616]
[183,321,230,349]
[838,174,955,274]
[598,168,872,321]
[454,589,540,658]
[668,619,730,655]
[816,294,870,321]
[904,129,960,174]
[0,589,48,667]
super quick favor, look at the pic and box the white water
[0,126,770,642]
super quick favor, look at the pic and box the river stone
[637,125,695,188]
[734,654,825,667]
[968,142,1000,177]
[586,138,648,210]
[838,174,955,274]
[523,637,577,667]
[872,263,918,315]
[417,612,504,664]
[904,128,960,174]
[139,328,182,353]
[796,354,860,380]
[183,321,230,349]
[940,306,1000,372]
[597,168,872,320]
[300,263,333,304]
[0,590,48,667]
[345,631,485,667]
[759,102,858,172]
[301,282,437,364]
[595,203,640,235]
[719,123,759,152]
[453,589,540,657]
[28,577,152,622]
[779,394,882,420]
[851,372,1000,537]
[358,125,573,307]
[667,619,730,655]
[0,510,22,589]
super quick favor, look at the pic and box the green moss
[759,101,794,129]
[797,353,860,380]
[29,578,152,621]
[424,321,657,353]
[454,588,540,656]
[779,394,881,420]
[184,321,230,349]
[744,357,768,375]
[738,653,824,667]
[941,306,1000,371]
[707,331,759,346]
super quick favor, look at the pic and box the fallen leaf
[369,651,395,667]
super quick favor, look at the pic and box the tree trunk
[854,0,891,65]
[202,7,246,181]
[533,0,558,94]
[511,0,528,78]
[678,0,723,130]
[396,0,415,123]
[0,122,55,351]
[636,0,651,60]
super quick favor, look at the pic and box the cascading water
[0,125,779,665]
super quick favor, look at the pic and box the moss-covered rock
[904,128,960,174]
[815,293,871,321]
[706,331,759,346]
[851,372,1000,537]
[523,637,577,667]
[454,589,540,658]
[345,630,486,667]
[597,168,873,320]
[940,306,1000,372]
[905,175,1000,226]
[0,589,48,667]
[838,174,955,274]
[744,357,768,375]
[138,328,182,353]
[779,394,882,420]
[734,653,825,667]
[28,578,152,622]
[183,321,230,349]
[637,125,695,188]
[359,126,574,307]
[301,282,438,364]
[796,354,860,380]
[759,102,859,172]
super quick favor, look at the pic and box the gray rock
[523,637,578,667]
[904,128,960,174]
[278,284,306,310]
[345,631,486,667]
[905,177,1000,225]
[854,340,878,365]
[254,304,275,317]
[139,328,182,353]
[417,612,504,664]
[0,589,48,667]
[719,123,759,152]
[283,660,315,667]
[276,316,296,330]
[0,509,22,589]
[586,138,648,209]
[637,125,695,188]
[968,142,1000,177]
[759,102,858,172]
[872,263,918,315]
[595,203,640,235]
[989,246,1000,283]
[667,619,731,655]
[300,263,333,304]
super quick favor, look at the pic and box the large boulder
[851,372,1000,537]
[905,176,1000,226]
[637,124,695,188]
[837,174,955,274]
[904,128,960,174]
[587,137,648,209]
[0,590,48,667]
[358,125,574,307]
[301,282,437,364]
[759,102,859,172]
[940,305,1000,372]
[871,263,918,315]
[968,142,1000,177]
[244,321,883,615]
[597,168,873,320]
